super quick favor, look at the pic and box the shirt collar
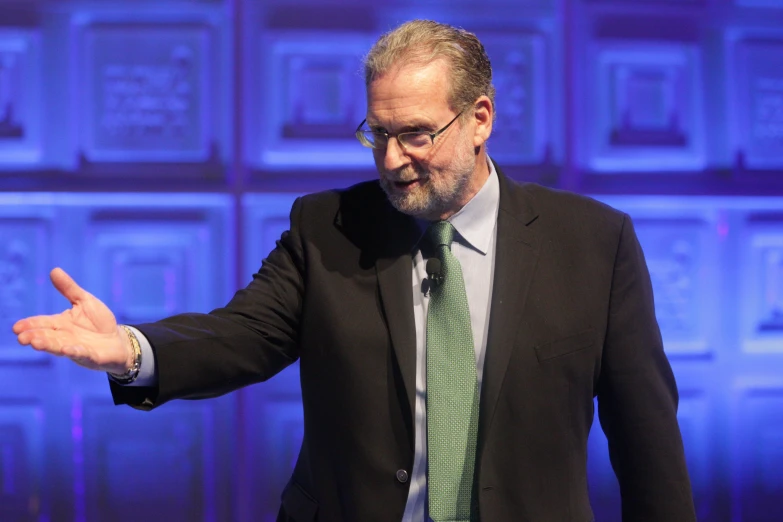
[415,158,500,256]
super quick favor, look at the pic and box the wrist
[109,325,142,384]
[117,325,133,370]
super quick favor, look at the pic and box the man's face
[365,60,480,221]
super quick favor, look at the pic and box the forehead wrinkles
[367,103,437,129]
[366,61,451,127]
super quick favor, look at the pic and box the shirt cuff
[118,325,158,387]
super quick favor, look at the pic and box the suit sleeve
[109,197,307,410]
[596,214,697,521]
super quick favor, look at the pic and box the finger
[50,267,88,305]
[46,338,87,362]
[17,328,41,346]
[13,314,68,334]
[27,332,64,354]
[22,329,70,355]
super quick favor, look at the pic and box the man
[14,20,695,522]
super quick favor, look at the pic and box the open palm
[13,267,130,374]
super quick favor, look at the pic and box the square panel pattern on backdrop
[675,391,712,520]
[478,32,548,165]
[594,197,719,357]
[85,213,222,322]
[735,388,783,522]
[0,218,50,363]
[0,30,41,166]
[80,24,211,162]
[588,389,711,522]
[632,217,715,356]
[0,192,235,520]
[257,32,373,168]
[80,399,217,522]
[741,216,783,353]
[735,0,783,6]
[0,402,44,522]
[731,38,783,169]
[257,397,304,479]
[242,193,305,519]
[243,193,302,297]
[590,42,704,172]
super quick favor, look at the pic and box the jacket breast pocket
[279,480,318,522]
[534,328,595,363]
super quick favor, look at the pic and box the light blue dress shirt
[123,160,501,522]
[402,161,499,522]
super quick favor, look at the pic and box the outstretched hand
[13,268,132,374]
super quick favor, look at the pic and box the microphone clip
[425,257,444,291]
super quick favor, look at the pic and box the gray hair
[363,20,495,116]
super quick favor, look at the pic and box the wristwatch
[108,325,142,384]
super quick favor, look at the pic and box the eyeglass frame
[354,110,464,151]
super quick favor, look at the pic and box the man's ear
[472,95,493,147]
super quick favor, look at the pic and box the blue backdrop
[1,0,782,520]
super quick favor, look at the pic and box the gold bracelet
[108,325,142,384]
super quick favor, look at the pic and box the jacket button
[396,469,409,483]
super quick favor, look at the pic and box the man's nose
[382,137,410,171]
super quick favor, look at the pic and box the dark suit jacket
[111,164,696,522]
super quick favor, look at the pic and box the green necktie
[426,221,479,522]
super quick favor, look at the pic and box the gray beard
[380,167,472,221]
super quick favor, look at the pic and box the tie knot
[428,221,455,249]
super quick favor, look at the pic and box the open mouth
[393,179,422,190]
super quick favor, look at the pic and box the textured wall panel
[478,32,549,165]
[587,384,713,521]
[589,42,704,171]
[587,196,732,519]
[586,0,705,3]
[86,220,206,322]
[243,193,301,280]
[0,29,41,166]
[735,0,783,7]
[676,390,713,520]
[0,213,50,363]
[262,398,304,475]
[254,394,304,488]
[53,194,237,521]
[77,196,233,320]
[734,387,783,522]
[632,217,715,356]
[730,37,783,169]
[79,23,212,163]
[740,215,783,353]
[79,398,218,522]
[595,197,720,356]
[241,193,304,519]
[0,194,233,357]
[256,32,373,168]
[0,402,44,522]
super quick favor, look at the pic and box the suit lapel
[335,183,420,438]
[374,204,421,441]
[478,166,541,454]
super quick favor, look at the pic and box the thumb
[50,267,88,305]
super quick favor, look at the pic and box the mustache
[384,166,428,182]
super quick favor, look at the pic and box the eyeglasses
[355,111,463,151]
